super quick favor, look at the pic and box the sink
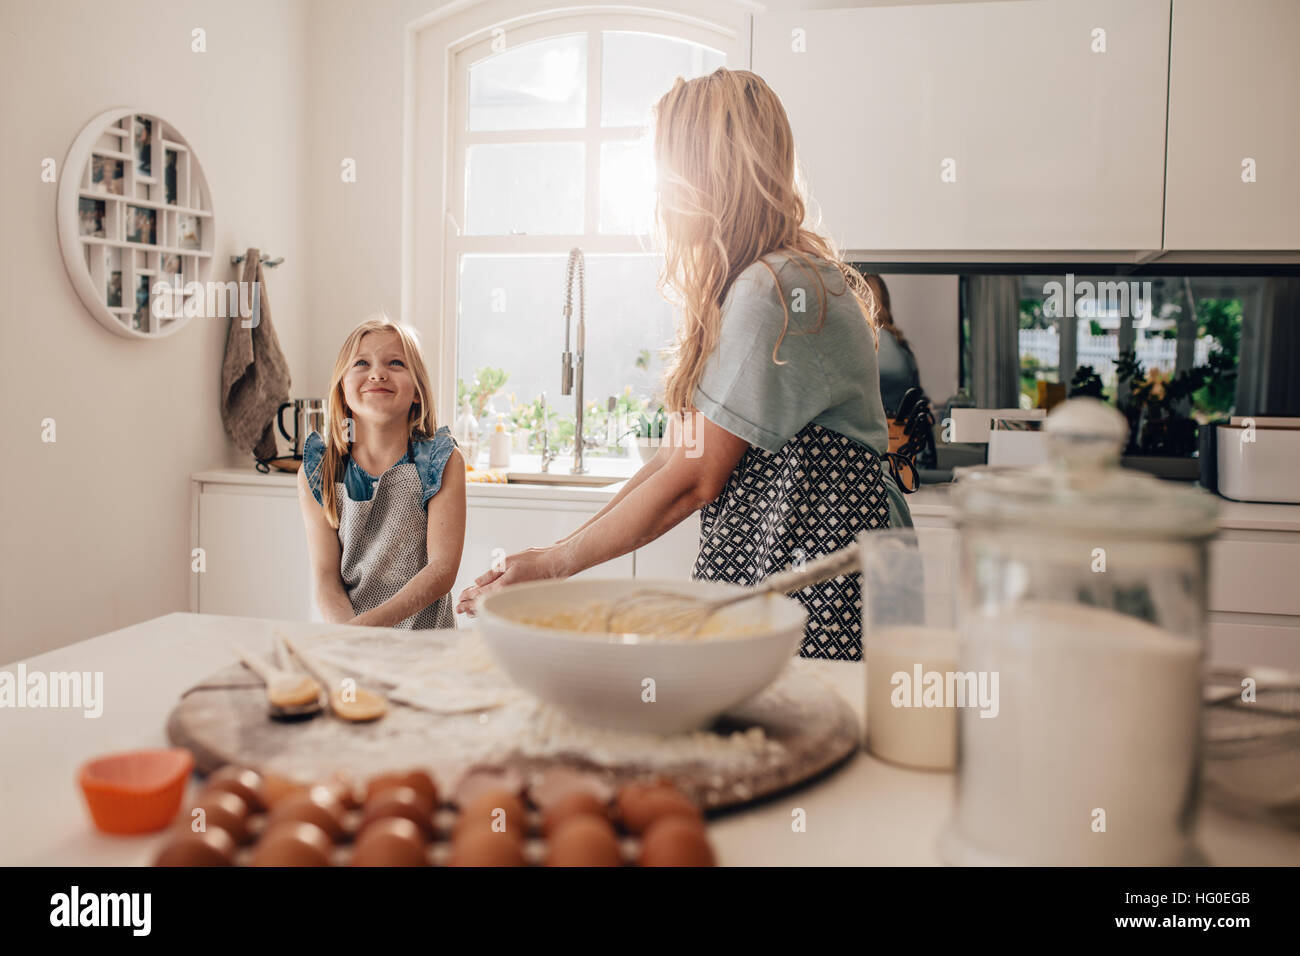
[506,471,625,487]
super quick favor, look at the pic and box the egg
[617,785,701,835]
[365,769,438,806]
[454,767,523,806]
[448,828,526,867]
[324,772,361,810]
[528,767,613,811]
[546,816,623,867]
[350,818,429,867]
[358,786,436,839]
[638,816,715,867]
[542,791,609,837]
[264,786,347,842]
[153,828,236,867]
[187,790,251,844]
[249,821,335,867]
[454,790,529,844]
[203,765,267,812]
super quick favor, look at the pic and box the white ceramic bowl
[476,578,807,734]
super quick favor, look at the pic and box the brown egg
[546,816,623,867]
[614,779,674,820]
[542,791,609,837]
[454,790,529,844]
[365,769,438,807]
[187,790,251,844]
[350,818,429,867]
[153,828,236,866]
[448,828,526,867]
[639,816,715,867]
[358,786,435,839]
[203,765,267,812]
[617,786,701,835]
[265,786,347,842]
[454,767,523,806]
[249,821,334,867]
[262,773,311,808]
[399,769,439,806]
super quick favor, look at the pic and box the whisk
[603,543,862,638]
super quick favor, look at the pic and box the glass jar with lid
[940,398,1219,866]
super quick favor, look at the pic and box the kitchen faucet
[560,247,587,476]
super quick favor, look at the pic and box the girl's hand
[455,546,566,616]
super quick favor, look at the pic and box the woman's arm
[350,448,467,628]
[296,465,356,623]
[456,415,748,614]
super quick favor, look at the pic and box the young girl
[298,317,465,628]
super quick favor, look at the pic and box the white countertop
[2,613,1297,866]
[193,464,1300,531]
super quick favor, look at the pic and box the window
[1014,275,1249,421]
[444,14,733,466]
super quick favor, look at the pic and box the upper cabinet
[752,0,1172,255]
[1164,0,1300,251]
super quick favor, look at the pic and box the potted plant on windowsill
[1109,348,1236,480]
[630,405,668,464]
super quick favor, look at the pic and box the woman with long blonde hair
[457,68,910,659]
[298,316,465,628]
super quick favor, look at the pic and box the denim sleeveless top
[303,427,458,629]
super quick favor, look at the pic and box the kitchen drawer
[1208,615,1300,671]
[1209,537,1300,617]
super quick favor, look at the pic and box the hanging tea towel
[220,248,290,461]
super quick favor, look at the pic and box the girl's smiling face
[341,330,418,425]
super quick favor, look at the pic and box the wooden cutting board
[165,630,859,811]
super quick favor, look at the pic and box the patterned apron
[335,462,455,630]
[691,422,891,661]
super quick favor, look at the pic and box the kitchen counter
[3,613,1297,866]
[193,466,1300,530]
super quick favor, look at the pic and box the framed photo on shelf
[78,198,105,237]
[160,252,181,279]
[163,150,178,204]
[176,214,200,250]
[126,205,156,245]
[133,116,152,177]
[106,271,122,308]
[91,156,123,195]
[131,274,152,331]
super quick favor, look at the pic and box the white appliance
[1217,418,1300,504]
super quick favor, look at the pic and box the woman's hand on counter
[455,544,570,616]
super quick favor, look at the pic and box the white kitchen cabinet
[632,514,701,580]
[1164,0,1300,250]
[751,0,1170,253]
[453,496,635,626]
[193,480,313,621]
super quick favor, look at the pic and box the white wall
[0,0,310,660]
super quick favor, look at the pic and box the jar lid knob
[1043,397,1128,473]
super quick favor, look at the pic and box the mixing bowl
[476,578,806,734]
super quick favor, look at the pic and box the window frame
[405,0,752,426]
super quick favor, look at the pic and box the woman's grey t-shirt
[691,251,912,527]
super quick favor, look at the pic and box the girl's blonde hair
[652,68,879,413]
[313,315,437,529]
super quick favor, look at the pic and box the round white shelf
[57,108,215,340]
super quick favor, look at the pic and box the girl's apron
[335,462,455,629]
[691,421,891,660]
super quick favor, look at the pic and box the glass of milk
[860,528,961,770]
[939,398,1219,866]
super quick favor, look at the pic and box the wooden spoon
[230,643,323,715]
[281,635,388,723]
